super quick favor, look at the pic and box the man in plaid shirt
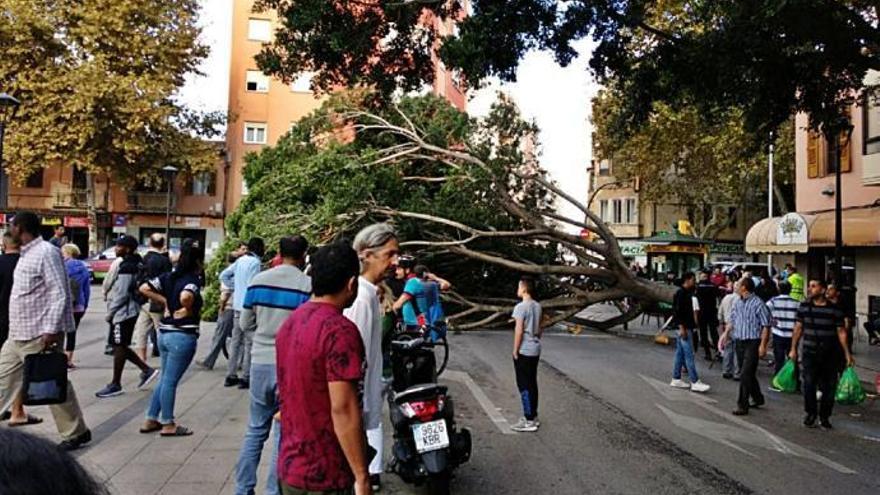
[0,212,91,450]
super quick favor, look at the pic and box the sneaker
[804,414,818,428]
[95,383,123,398]
[690,381,710,393]
[370,474,382,492]
[237,379,250,390]
[59,429,91,451]
[224,376,240,387]
[103,345,114,356]
[820,418,833,430]
[138,368,160,390]
[510,418,538,432]
[670,379,690,389]
[768,385,782,393]
[195,359,213,371]
[722,373,733,380]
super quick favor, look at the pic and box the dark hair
[810,278,828,289]
[12,212,40,237]
[226,253,238,264]
[0,429,108,495]
[778,281,792,295]
[519,276,536,295]
[398,254,416,269]
[247,237,265,258]
[172,238,203,280]
[280,235,309,260]
[681,271,696,284]
[741,277,756,293]
[413,264,429,279]
[310,241,359,297]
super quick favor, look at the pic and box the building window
[241,178,249,196]
[245,70,270,92]
[807,130,852,178]
[612,199,623,224]
[25,169,44,188]
[865,96,880,155]
[598,160,611,176]
[247,18,271,42]
[290,72,314,93]
[599,200,609,223]
[243,122,268,144]
[624,198,637,224]
[188,172,216,196]
[73,167,87,190]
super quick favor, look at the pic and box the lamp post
[0,93,22,210]
[163,165,179,245]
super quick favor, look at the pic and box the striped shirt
[766,295,799,338]
[796,302,844,354]
[730,293,771,341]
[9,237,75,340]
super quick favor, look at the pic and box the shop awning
[746,208,880,254]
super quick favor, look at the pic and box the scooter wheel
[426,472,451,495]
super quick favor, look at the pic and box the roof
[640,231,710,245]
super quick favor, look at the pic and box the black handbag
[22,350,68,406]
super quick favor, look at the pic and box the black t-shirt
[695,281,718,319]
[0,253,20,342]
[673,287,697,329]
[797,301,844,355]
[143,251,173,279]
[149,271,202,335]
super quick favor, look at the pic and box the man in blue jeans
[670,272,711,393]
[234,236,311,495]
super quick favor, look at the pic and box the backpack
[131,260,149,306]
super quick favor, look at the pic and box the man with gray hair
[344,223,400,492]
[718,279,742,380]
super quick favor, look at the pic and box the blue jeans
[146,332,197,424]
[672,329,699,383]
[234,363,279,495]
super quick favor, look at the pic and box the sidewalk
[574,303,880,387]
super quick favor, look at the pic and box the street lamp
[0,93,21,210]
[163,165,179,245]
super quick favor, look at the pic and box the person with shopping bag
[789,279,854,429]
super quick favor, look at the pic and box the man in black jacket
[695,271,720,361]
[670,272,711,393]
[133,234,173,362]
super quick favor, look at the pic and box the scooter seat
[393,383,447,403]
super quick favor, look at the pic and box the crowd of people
[668,263,856,428]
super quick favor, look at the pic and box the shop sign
[777,213,808,245]
[711,242,745,255]
[618,241,646,257]
[64,216,90,228]
[646,244,707,254]
[112,214,127,228]
[184,217,201,228]
[41,216,62,226]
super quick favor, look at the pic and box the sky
[178,0,599,226]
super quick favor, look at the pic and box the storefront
[641,231,710,281]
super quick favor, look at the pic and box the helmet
[398,254,416,269]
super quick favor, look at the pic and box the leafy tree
[256,0,878,142]
[206,92,667,326]
[0,0,223,252]
[591,85,796,239]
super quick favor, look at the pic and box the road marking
[444,370,514,435]
[639,374,856,474]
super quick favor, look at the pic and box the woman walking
[62,244,91,368]
[138,240,204,437]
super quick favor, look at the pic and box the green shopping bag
[771,359,798,393]
[835,366,866,405]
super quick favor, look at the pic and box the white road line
[444,370,515,435]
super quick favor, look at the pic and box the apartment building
[224,0,467,212]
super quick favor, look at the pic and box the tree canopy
[0,0,223,184]
[256,0,879,140]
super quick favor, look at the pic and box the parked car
[710,261,777,278]
[86,245,179,283]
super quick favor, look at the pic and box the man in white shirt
[344,224,400,492]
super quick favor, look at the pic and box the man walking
[197,253,238,370]
[49,225,67,249]
[717,280,742,380]
[787,265,805,302]
[133,233,173,362]
[728,278,771,416]
[234,236,311,495]
[511,276,543,433]
[96,235,158,398]
[669,272,710,393]
[789,279,853,429]
[766,281,800,391]
[275,241,371,495]
[0,212,91,450]
[344,224,400,491]
[696,271,720,361]
[221,237,265,389]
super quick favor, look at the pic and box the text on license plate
[412,419,450,453]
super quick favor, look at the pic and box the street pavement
[6,303,880,494]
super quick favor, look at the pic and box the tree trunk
[86,172,98,256]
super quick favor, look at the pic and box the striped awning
[746,207,880,254]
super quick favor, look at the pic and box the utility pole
[767,132,774,273]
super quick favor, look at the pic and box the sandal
[160,425,194,437]
[9,415,43,427]
[139,421,162,434]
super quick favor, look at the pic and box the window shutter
[839,132,852,173]
[807,131,820,178]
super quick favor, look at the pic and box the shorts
[133,305,162,348]
[111,316,139,347]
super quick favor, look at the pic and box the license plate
[412,419,450,453]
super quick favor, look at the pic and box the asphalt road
[380,328,880,494]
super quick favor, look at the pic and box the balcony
[54,190,89,210]
[127,192,176,213]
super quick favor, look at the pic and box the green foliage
[0,0,224,184]
[257,0,879,142]
[203,91,557,320]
